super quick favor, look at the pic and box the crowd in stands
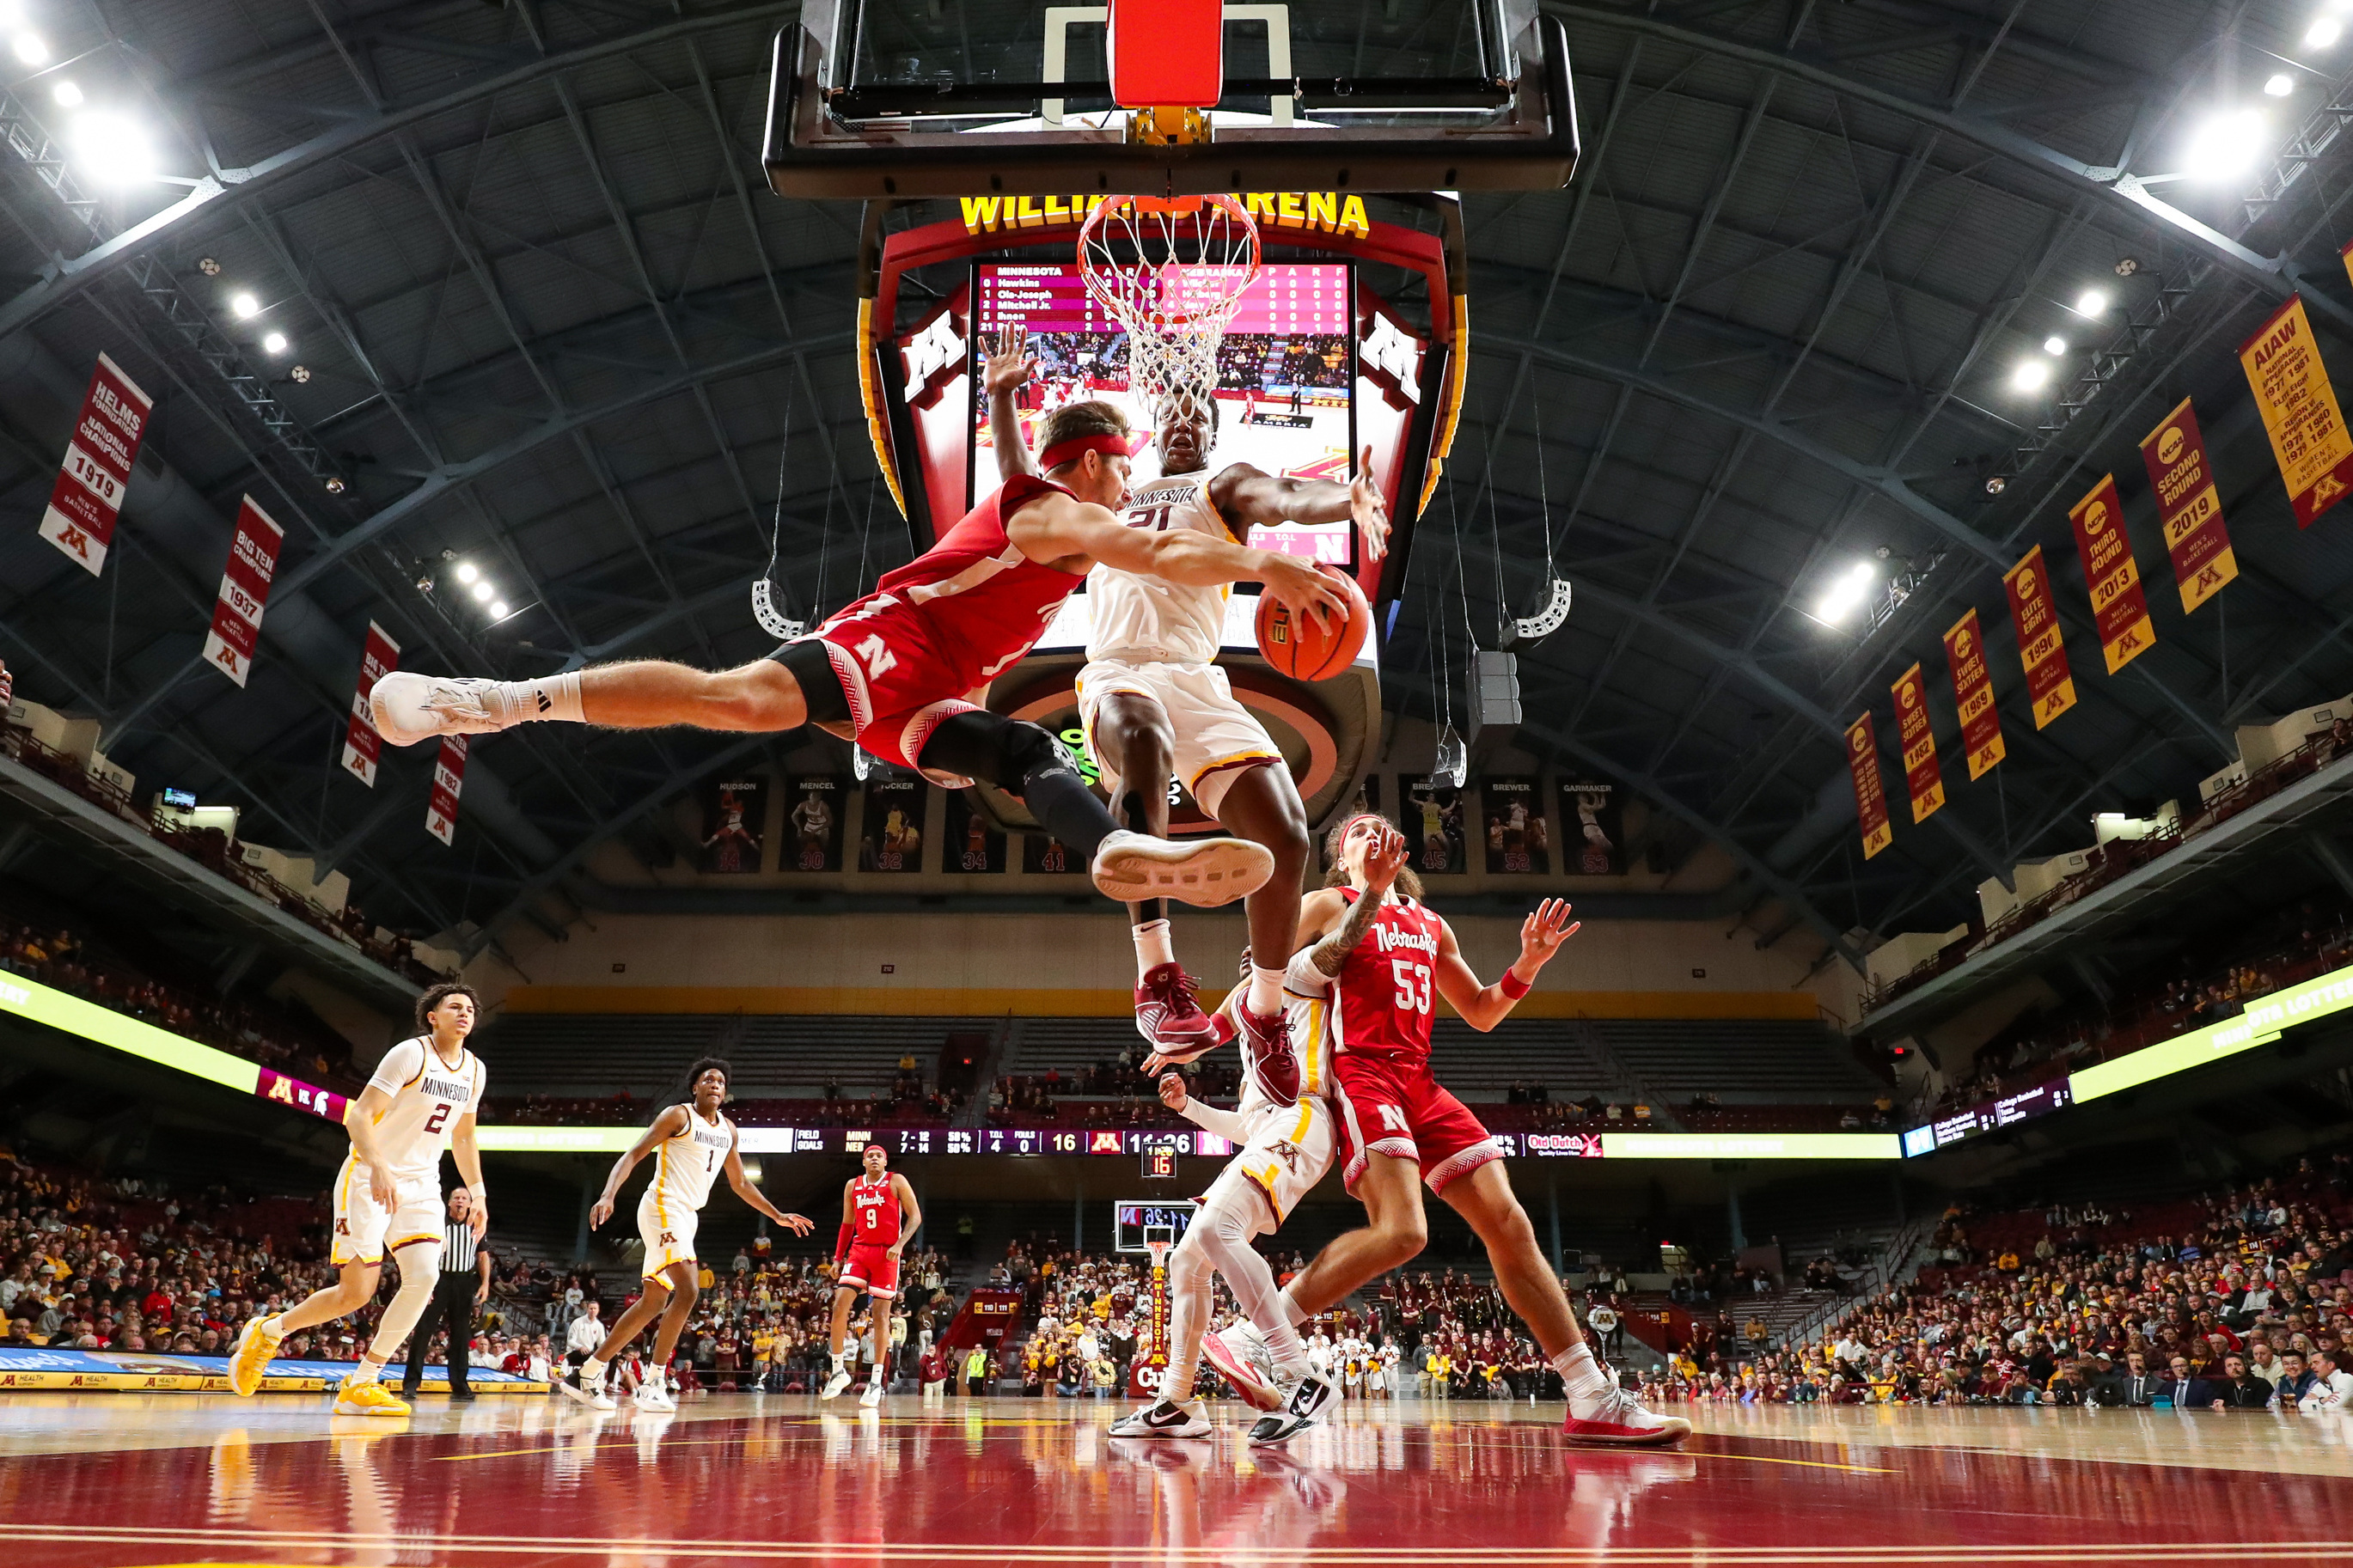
[987,1055,1244,1129]
[1212,333,1350,394]
[1634,1142,2353,1409]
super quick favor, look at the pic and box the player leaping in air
[985,324,1387,1101]
[367,398,1350,919]
[1238,815,1690,1447]
[821,1144,921,1407]
[227,982,488,1415]
[561,1059,815,1412]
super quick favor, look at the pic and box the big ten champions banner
[1401,776,1467,876]
[782,774,846,872]
[699,774,768,875]
[200,497,284,688]
[339,623,400,787]
[2139,398,2238,613]
[1555,778,1626,875]
[39,352,152,576]
[858,774,926,873]
[2240,294,2353,527]
[1477,777,1549,874]
[949,794,1008,873]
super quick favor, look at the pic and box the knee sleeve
[919,711,1070,793]
[369,1249,439,1358]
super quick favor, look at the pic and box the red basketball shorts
[840,1242,901,1299]
[1329,1053,1501,1195]
[796,598,983,778]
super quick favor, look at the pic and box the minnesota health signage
[2240,294,2353,527]
[2139,397,2237,613]
[2065,474,2156,676]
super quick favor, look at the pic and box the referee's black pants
[400,1274,478,1394]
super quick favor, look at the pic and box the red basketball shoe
[1134,963,1218,1060]
[1238,1005,1300,1107]
[1561,1384,1691,1447]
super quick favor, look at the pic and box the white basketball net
[1077,195,1263,430]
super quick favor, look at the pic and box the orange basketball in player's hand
[1256,568,1370,681]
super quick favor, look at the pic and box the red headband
[1038,430,1148,471]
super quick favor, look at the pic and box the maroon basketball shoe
[1238,1005,1300,1107]
[1134,962,1218,1060]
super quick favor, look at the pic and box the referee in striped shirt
[400,1187,492,1400]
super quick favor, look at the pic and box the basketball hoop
[1076,194,1262,430]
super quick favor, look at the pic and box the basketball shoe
[1092,829,1274,910]
[559,1364,616,1412]
[1561,1383,1690,1447]
[1134,962,1219,1057]
[1201,1324,1282,1412]
[226,1314,284,1397]
[1109,1397,1213,1438]
[1236,1006,1300,1107]
[859,1376,884,1408]
[820,1358,854,1400]
[633,1374,676,1413]
[370,673,516,746]
[1247,1370,1336,1446]
[333,1377,410,1418]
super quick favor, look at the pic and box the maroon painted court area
[3,1394,2350,1566]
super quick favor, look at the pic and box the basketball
[1255,568,1370,680]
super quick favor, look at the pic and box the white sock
[1262,1319,1310,1377]
[1277,1285,1310,1330]
[491,673,584,727]
[583,1356,608,1382]
[345,1359,382,1386]
[1248,964,1285,1017]
[1133,918,1175,976]
[1553,1341,1612,1400]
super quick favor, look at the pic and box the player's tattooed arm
[1311,821,1409,976]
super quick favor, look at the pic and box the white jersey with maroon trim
[1086,470,1233,665]
[651,1103,734,1216]
[362,1036,486,1184]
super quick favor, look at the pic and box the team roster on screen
[969,261,1359,566]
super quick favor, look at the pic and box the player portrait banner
[2240,294,2353,527]
[950,794,1009,873]
[1941,608,2007,781]
[2002,545,2077,729]
[199,496,285,689]
[1402,775,1467,875]
[2139,397,2238,614]
[2065,474,2157,676]
[1477,775,1549,874]
[859,774,926,873]
[1556,777,1626,876]
[339,622,400,787]
[700,774,769,875]
[1020,831,1080,875]
[37,351,153,577]
[1845,712,1893,860]
[425,735,468,847]
[1890,664,1945,825]
[783,774,846,872]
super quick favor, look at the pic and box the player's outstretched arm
[983,324,1041,482]
[1010,489,1348,624]
[589,1106,686,1229]
[1210,444,1390,562]
[1158,1071,1248,1140]
[1434,899,1580,1032]
[724,1132,815,1234]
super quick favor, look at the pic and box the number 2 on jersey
[425,1103,450,1135]
[1390,959,1433,1015]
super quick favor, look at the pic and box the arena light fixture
[489,600,510,619]
[2043,334,2068,355]
[455,561,480,584]
[261,330,288,356]
[52,80,82,107]
[2010,357,2053,392]
[9,30,46,64]
[2307,15,2343,47]
[1813,560,1879,625]
[2183,107,2267,180]
[2073,288,2109,315]
[469,579,493,603]
[2265,72,2297,96]
[68,111,153,185]
[229,292,260,319]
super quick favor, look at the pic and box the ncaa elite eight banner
[2003,546,2076,729]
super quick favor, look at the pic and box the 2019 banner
[2139,397,2238,613]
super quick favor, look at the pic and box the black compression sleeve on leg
[919,711,1121,863]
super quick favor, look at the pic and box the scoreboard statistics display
[1901,1079,2074,1156]
[969,260,1361,570]
[1114,1201,1200,1253]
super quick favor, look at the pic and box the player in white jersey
[561,1059,814,1411]
[984,325,1389,1092]
[228,983,488,1415]
[1109,949,1341,1446]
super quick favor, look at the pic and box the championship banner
[2138,397,2239,613]
[425,735,468,846]
[339,622,400,786]
[1890,664,1945,825]
[2002,546,2077,729]
[37,351,152,577]
[1942,608,2007,780]
[1844,711,1893,860]
[199,496,284,688]
[2065,474,2157,676]
[2239,294,2353,527]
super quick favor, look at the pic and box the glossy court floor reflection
[3,1394,2351,1565]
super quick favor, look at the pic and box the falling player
[561,1059,814,1411]
[1245,815,1690,1446]
[370,397,1347,919]
[823,1144,922,1407]
[985,323,1388,1092]
[227,983,488,1415]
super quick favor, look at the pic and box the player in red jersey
[822,1143,920,1407]
[1237,813,1689,1447]
[365,400,1348,912]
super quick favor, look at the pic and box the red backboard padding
[1108,0,1224,109]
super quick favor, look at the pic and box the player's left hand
[1351,445,1390,563]
[1517,898,1580,970]
[1158,1072,1189,1112]
[468,1197,490,1240]
[779,1212,816,1236]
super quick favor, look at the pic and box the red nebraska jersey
[1328,888,1445,1065]
[832,474,1083,687]
[852,1174,901,1246]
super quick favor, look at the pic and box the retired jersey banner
[1845,712,1893,859]
[784,774,846,871]
[199,496,284,688]
[1890,665,1945,824]
[2066,474,2157,676]
[1942,608,2007,780]
[2240,295,2353,527]
[1478,775,1550,874]
[37,352,152,577]
[858,774,926,872]
[2139,397,2238,613]
[2003,546,2076,729]
[339,622,400,786]
[425,735,468,846]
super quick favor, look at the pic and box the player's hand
[1158,1073,1189,1113]
[1517,898,1580,970]
[981,323,1033,397]
[366,1161,397,1211]
[1360,821,1409,893]
[1351,445,1390,564]
[589,1195,614,1230]
[779,1212,816,1236]
[1259,553,1349,633]
[468,1198,490,1240]
[475,1283,491,1305]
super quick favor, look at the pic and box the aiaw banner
[1942,607,2006,779]
[2066,474,2157,676]
[1845,711,1893,859]
[2139,397,2238,613]
[2240,294,2353,528]
[2003,545,2076,729]
[1891,663,1944,824]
